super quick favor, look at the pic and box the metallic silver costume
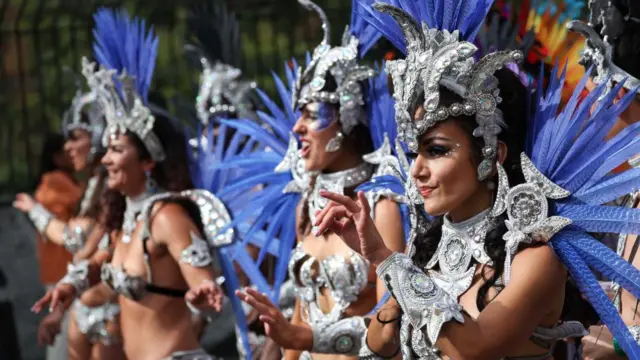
[72,300,121,345]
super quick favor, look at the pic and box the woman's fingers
[313,206,349,236]
[32,292,52,313]
[357,191,371,218]
[319,190,361,213]
[235,290,274,316]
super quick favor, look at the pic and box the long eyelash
[406,152,418,160]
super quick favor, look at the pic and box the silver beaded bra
[291,163,376,325]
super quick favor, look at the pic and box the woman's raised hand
[313,190,392,266]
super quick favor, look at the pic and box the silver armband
[310,317,367,355]
[58,260,90,295]
[28,203,53,235]
[98,233,111,251]
[180,232,213,267]
[376,253,464,345]
[62,225,87,253]
[358,329,385,360]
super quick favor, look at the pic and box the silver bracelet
[310,317,367,355]
[180,232,213,268]
[28,203,53,235]
[58,260,90,295]
[62,225,87,253]
[376,253,464,345]
[186,294,227,322]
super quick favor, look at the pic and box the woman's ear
[496,141,508,165]
[141,159,156,174]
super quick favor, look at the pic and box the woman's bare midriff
[301,232,378,360]
[119,295,199,360]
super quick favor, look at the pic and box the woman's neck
[323,150,362,174]
[448,187,493,223]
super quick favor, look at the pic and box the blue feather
[93,8,158,103]
[552,238,640,358]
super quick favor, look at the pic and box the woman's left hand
[314,190,392,266]
[236,287,312,351]
[185,279,224,313]
[13,193,36,213]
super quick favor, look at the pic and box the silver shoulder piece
[495,153,572,284]
[58,260,90,295]
[139,190,234,248]
[62,225,89,254]
[180,231,213,267]
[28,203,53,235]
[376,253,464,345]
[310,316,367,355]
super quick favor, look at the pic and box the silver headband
[376,3,522,181]
[61,68,105,150]
[568,0,640,95]
[81,57,166,162]
[292,0,375,134]
[195,56,258,125]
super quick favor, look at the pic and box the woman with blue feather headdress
[210,0,410,358]
[31,9,235,360]
[567,0,640,358]
[236,0,640,358]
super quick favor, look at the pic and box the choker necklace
[308,162,373,226]
[425,208,496,299]
[122,190,159,243]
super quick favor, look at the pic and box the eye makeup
[306,102,336,132]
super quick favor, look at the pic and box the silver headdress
[81,58,165,162]
[292,0,376,134]
[187,1,259,125]
[61,67,106,159]
[91,8,164,162]
[194,58,258,125]
[568,0,640,95]
[376,3,523,180]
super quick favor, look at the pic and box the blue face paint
[306,102,337,132]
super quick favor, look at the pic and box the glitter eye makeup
[306,102,337,132]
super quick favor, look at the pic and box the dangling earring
[489,162,510,217]
[325,132,344,152]
[86,147,97,164]
[487,181,496,191]
[145,170,158,193]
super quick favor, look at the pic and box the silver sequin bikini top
[288,243,370,323]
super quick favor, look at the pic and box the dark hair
[102,112,194,232]
[35,133,69,187]
[409,69,596,326]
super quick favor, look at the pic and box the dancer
[222,0,409,358]
[31,9,225,360]
[242,0,640,358]
[14,70,125,359]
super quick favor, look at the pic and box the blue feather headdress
[356,0,493,55]
[89,8,165,162]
